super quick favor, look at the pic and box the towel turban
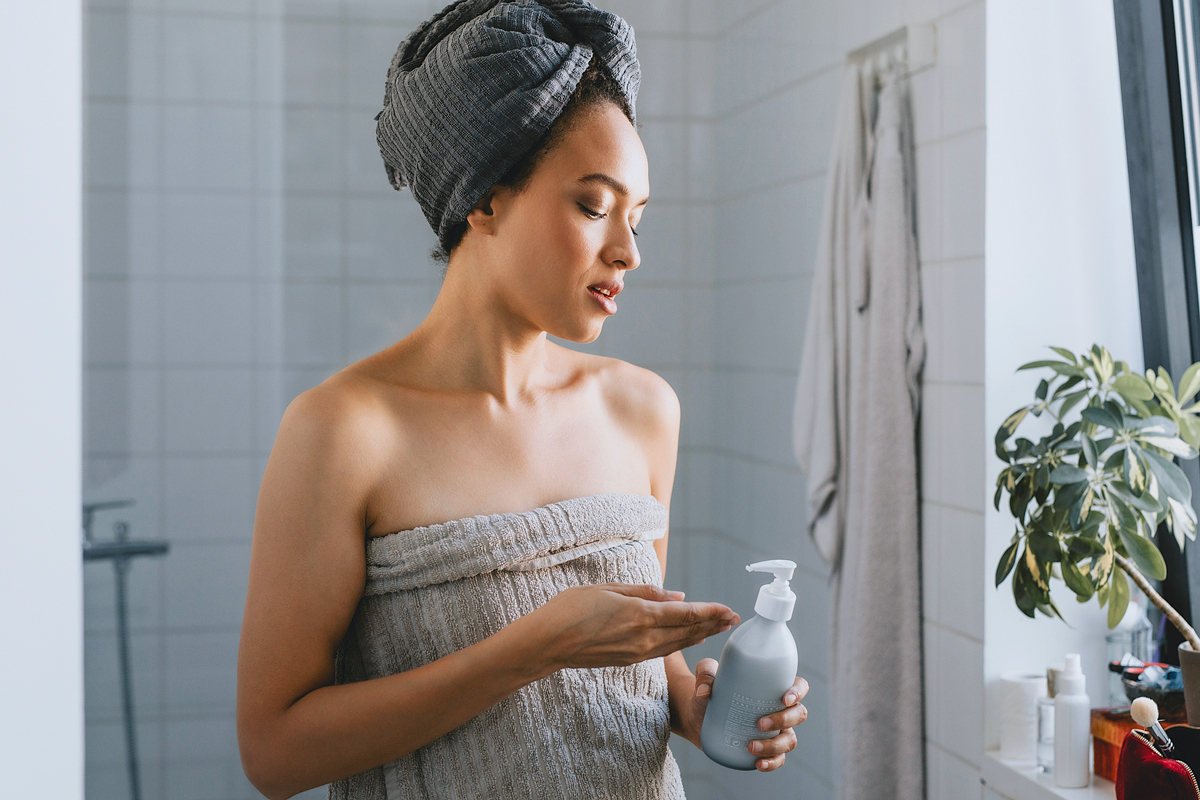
[375,0,640,246]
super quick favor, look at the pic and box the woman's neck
[400,257,556,406]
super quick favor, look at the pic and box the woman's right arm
[236,387,737,800]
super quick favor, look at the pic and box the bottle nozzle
[747,560,798,621]
[747,559,796,593]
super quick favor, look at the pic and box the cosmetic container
[700,560,799,770]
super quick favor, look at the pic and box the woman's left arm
[632,364,810,772]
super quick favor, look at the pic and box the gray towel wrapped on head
[375,0,640,245]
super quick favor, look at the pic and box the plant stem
[1114,553,1200,652]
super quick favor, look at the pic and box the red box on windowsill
[1093,705,1189,782]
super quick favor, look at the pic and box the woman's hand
[745,676,809,771]
[674,663,810,772]
[534,583,739,670]
[669,657,718,748]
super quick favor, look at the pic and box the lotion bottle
[1053,653,1091,788]
[701,560,799,770]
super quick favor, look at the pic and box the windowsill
[981,751,1116,800]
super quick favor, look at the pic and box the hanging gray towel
[792,59,925,800]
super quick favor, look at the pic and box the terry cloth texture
[328,492,686,800]
[375,0,640,245]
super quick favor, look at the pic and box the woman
[236,2,809,798]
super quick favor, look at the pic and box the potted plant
[993,344,1200,719]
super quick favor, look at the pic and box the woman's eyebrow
[576,173,649,205]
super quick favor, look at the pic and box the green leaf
[1035,463,1051,491]
[1116,525,1167,580]
[1019,360,1072,372]
[1105,399,1127,426]
[1052,375,1085,399]
[1082,406,1123,431]
[1108,481,1162,513]
[1009,475,1034,520]
[1025,544,1050,591]
[1013,561,1037,618]
[1124,449,1146,492]
[1055,479,1087,511]
[1155,366,1176,397]
[1114,373,1155,401]
[1180,362,1200,404]
[1180,414,1200,449]
[1142,448,1193,504]
[996,541,1020,587]
[1082,435,1099,469]
[1114,497,1139,531]
[1107,567,1131,629]
[996,407,1029,447]
[1050,346,1079,364]
[1049,464,1088,483]
[1142,435,1198,459]
[1028,530,1062,562]
[1061,554,1094,598]
[1038,598,1067,622]
[1067,536,1107,558]
[1133,415,1180,436]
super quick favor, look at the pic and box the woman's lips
[588,286,617,314]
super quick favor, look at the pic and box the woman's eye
[580,202,637,236]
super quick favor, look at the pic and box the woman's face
[472,101,650,343]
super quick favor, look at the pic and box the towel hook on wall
[846,22,937,78]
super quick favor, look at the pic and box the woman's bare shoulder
[567,351,680,439]
[271,368,407,489]
[569,352,680,501]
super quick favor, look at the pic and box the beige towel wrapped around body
[329,492,686,800]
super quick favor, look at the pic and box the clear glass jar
[1106,603,1153,706]
[1037,695,1055,774]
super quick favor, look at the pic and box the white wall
[0,2,84,798]
[676,1,988,798]
[984,0,1142,758]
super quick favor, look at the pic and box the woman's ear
[465,187,505,236]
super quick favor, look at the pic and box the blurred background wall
[79,1,985,799]
[2,2,84,797]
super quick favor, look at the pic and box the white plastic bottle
[1053,653,1091,788]
[700,560,799,770]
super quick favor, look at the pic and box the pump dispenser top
[747,560,797,621]
[1059,653,1085,695]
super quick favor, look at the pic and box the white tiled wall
[82,0,987,798]
[82,1,441,798]
[669,0,988,798]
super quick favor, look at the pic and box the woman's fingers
[644,627,721,660]
[756,752,788,772]
[604,583,686,602]
[749,727,797,759]
[693,658,718,699]
[653,599,739,629]
[758,703,808,732]
[754,676,810,731]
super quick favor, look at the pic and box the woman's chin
[547,318,605,345]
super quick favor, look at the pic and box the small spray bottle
[700,560,799,770]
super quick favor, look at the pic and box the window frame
[1114,0,1200,656]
